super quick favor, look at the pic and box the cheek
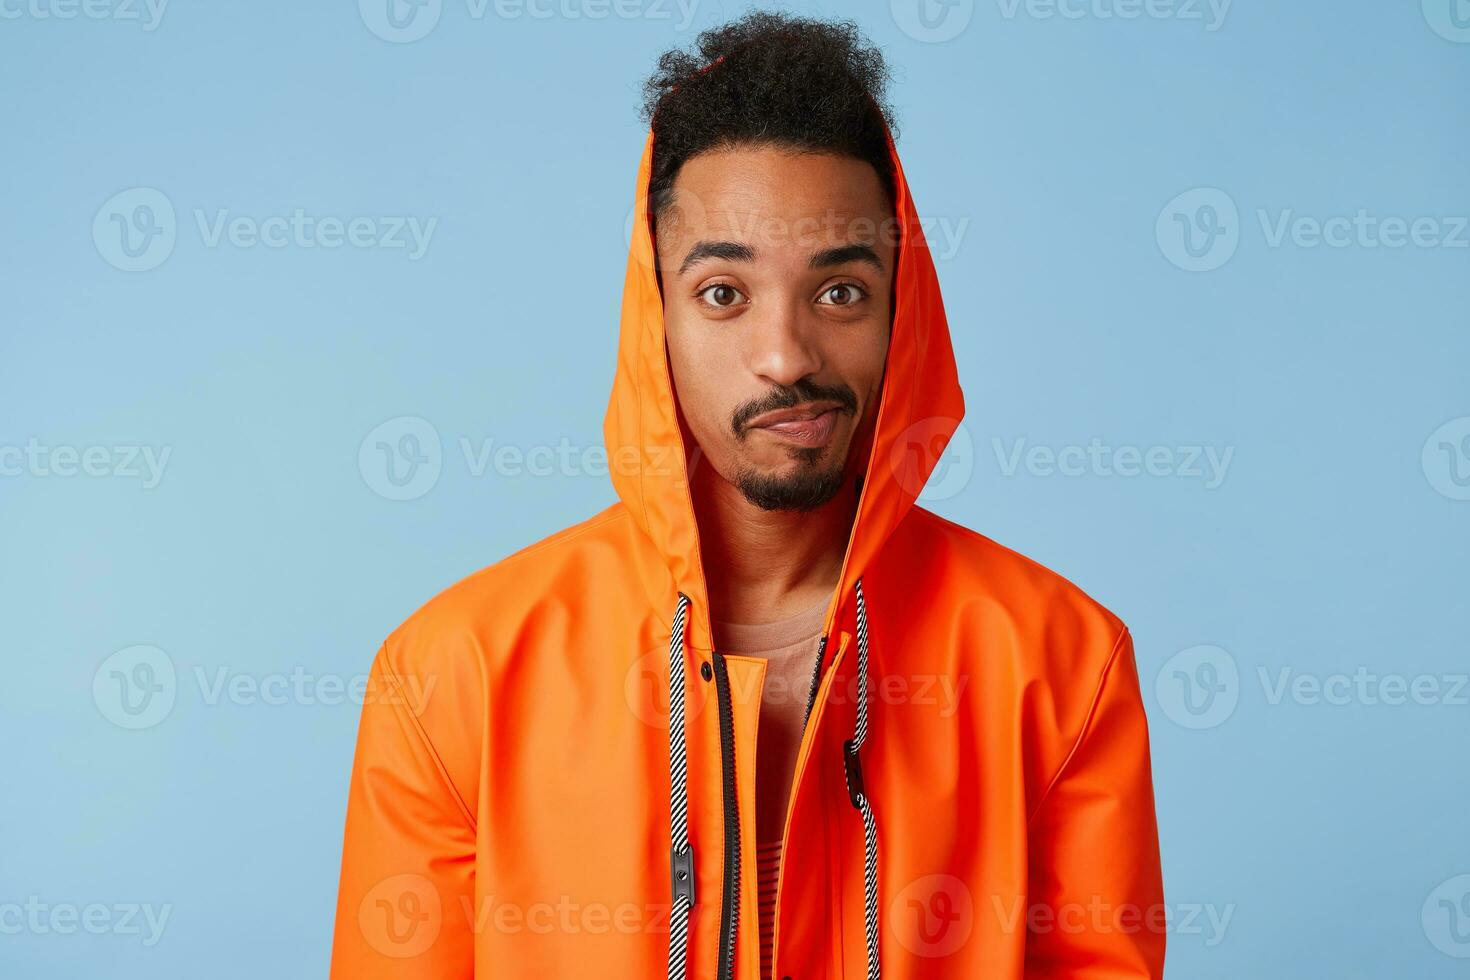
[826,324,891,396]
[667,323,735,437]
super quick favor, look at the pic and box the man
[330,11,1165,979]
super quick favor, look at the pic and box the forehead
[656,145,894,256]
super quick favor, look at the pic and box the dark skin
[656,145,896,625]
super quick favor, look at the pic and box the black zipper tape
[711,651,741,980]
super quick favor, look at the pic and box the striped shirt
[756,839,783,979]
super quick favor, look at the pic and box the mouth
[745,402,846,448]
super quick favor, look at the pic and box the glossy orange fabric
[329,125,1166,978]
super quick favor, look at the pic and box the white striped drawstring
[667,593,695,980]
[845,578,883,979]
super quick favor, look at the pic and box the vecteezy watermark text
[0,0,167,30]
[0,898,171,946]
[92,645,438,730]
[994,0,1229,30]
[991,437,1234,488]
[0,439,170,489]
[1155,645,1470,729]
[358,0,700,43]
[1157,187,1468,272]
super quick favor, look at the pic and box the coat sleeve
[1024,628,1167,978]
[329,644,477,978]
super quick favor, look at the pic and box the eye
[817,282,867,306]
[696,283,747,308]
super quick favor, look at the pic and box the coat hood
[603,124,965,647]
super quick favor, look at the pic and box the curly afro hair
[639,10,899,225]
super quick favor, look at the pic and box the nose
[746,306,823,388]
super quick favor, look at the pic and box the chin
[733,457,850,513]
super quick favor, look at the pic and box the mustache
[730,378,859,439]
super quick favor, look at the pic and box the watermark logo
[360,416,443,500]
[1155,644,1238,729]
[1423,0,1470,43]
[93,645,177,730]
[890,874,973,957]
[360,874,442,958]
[1156,188,1239,272]
[624,188,711,274]
[892,417,972,502]
[1423,874,1470,958]
[93,188,176,272]
[920,419,975,502]
[359,0,442,41]
[1422,416,1470,501]
[891,0,975,43]
[625,647,712,728]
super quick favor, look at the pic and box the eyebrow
[676,240,885,276]
[677,240,754,275]
[810,243,885,274]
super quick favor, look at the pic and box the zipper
[798,634,829,734]
[710,651,741,980]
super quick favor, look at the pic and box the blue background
[2,0,1467,975]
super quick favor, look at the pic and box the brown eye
[818,282,867,306]
[697,283,746,308]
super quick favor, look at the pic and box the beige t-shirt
[712,598,827,980]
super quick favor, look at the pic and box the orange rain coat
[330,124,1166,979]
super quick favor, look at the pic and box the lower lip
[752,409,840,448]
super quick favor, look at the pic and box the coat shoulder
[379,501,634,675]
[894,508,1144,808]
[357,503,639,823]
[897,506,1130,671]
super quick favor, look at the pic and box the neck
[690,459,859,627]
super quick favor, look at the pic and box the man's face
[655,145,895,512]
